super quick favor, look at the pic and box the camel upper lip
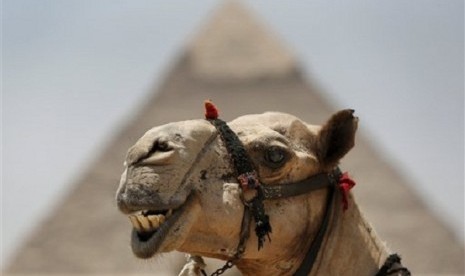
[117,192,186,215]
[129,196,192,258]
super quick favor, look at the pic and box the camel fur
[116,109,394,275]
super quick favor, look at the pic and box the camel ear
[315,109,358,168]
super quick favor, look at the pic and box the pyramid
[5,1,463,275]
[188,1,298,83]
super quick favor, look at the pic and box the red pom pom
[205,100,219,120]
[338,172,356,211]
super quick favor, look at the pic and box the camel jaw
[128,194,201,259]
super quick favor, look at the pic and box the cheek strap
[205,100,272,250]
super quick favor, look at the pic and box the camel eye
[264,146,287,167]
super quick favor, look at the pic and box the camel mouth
[129,209,174,235]
[128,195,193,258]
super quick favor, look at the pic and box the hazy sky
[2,0,463,268]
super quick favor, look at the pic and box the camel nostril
[156,140,171,152]
[133,139,176,166]
[130,138,175,165]
[149,138,173,154]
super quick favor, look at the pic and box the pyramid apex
[187,0,300,82]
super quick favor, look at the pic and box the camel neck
[235,193,390,276]
[309,193,390,275]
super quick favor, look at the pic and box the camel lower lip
[130,198,189,258]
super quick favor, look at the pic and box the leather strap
[292,177,336,275]
[262,168,342,200]
[207,117,272,250]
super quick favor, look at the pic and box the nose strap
[262,168,342,200]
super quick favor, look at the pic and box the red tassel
[338,172,356,211]
[204,100,219,120]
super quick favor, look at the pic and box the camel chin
[128,193,202,258]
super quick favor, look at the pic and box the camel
[116,102,409,275]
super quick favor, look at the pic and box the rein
[201,101,409,276]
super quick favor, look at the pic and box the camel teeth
[159,214,166,224]
[147,215,160,229]
[129,211,171,232]
[129,215,142,231]
[137,215,151,231]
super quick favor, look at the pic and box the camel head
[116,105,358,268]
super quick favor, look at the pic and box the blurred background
[2,0,464,275]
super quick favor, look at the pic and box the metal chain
[206,245,244,276]
[203,202,250,276]
[208,260,235,276]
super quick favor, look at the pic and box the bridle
[201,101,410,276]
[203,101,344,275]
